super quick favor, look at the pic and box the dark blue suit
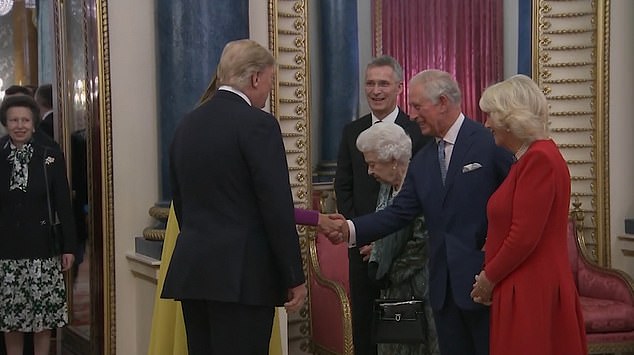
[353,117,513,354]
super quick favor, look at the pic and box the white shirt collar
[218,85,252,106]
[372,106,399,125]
[436,113,465,145]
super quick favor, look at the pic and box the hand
[326,219,349,245]
[470,270,493,306]
[284,283,307,312]
[359,243,373,262]
[61,253,75,272]
[317,213,344,234]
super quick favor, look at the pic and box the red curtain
[373,0,503,123]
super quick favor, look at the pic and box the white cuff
[347,220,357,248]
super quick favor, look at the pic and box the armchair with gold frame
[568,207,634,354]
[307,184,354,355]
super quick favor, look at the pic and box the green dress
[369,183,440,355]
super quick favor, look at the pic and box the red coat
[484,140,587,355]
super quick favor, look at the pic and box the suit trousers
[432,278,490,355]
[348,247,380,355]
[181,299,274,355]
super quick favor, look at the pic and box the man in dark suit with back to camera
[334,55,429,355]
[161,39,307,355]
[35,84,54,139]
[329,70,514,355]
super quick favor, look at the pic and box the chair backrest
[308,234,352,354]
[567,218,634,305]
[308,187,354,355]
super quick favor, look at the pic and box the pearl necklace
[515,142,530,161]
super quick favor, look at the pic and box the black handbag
[372,298,427,344]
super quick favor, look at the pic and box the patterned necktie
[438,139,447,184]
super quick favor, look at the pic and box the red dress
[484,140,587,355]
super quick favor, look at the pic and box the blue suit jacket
[353,117,514,311]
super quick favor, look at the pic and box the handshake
[316,213,350,244]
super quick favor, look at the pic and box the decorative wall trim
[268,0,312,352]
[533,0,610,265]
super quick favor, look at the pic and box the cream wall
[109,0,159,354]
[609,0,634,274]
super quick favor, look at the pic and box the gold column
[11,2,38,86]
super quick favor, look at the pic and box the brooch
[45,156,55,165]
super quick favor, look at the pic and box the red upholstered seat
[307,187,354,355]
[308,234,352,354]
[567,218,634,353]
[580,296,634,333]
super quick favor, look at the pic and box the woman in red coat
[470,75,587,354]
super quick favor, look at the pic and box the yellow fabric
[147,204,188,355]
[269,308,283,355]
[147,203,284,355]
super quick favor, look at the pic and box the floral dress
[369,183,440,355]
[0,141,69,332]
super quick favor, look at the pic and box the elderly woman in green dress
[356,122,439,355]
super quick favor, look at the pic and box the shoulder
[395,110,414,127]
[461,117,489,136]
[458,118,499,150]
[523,140,564,166]
[342,114,372,134]
[349,113,372,128]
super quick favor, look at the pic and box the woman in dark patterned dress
[356,122,439,355]
[0,95,76,355]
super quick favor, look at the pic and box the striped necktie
[438,139,447,184]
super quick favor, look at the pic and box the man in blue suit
[328,70,514,354]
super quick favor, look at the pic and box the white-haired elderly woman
[356,122,439,355]
[471,75,587,355]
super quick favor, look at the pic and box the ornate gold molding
[269,0,312,352]
[373,0,382,55]
[533,0,610,265]
[96,0,116,352]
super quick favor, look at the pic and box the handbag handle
[43,147,57,239]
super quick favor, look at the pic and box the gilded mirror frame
[532,0,610,266]
[54,0,115,353]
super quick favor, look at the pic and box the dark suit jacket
[162,90,305,306]
[39,111,54,139]
[334,109,429,221]
[353,117,514,310]
[0,135,76,259]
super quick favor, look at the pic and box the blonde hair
[479,74,549,143]
[216,39,275,91]
[356,122,412,164]
[196,74,218,107]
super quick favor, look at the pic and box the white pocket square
[462,162,483,173]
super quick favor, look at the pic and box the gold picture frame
[54,0,115,353]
